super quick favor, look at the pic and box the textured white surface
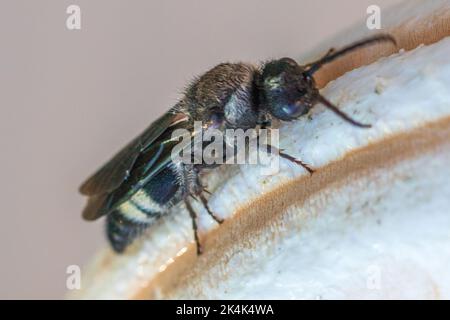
[180,148,450,299]
[73,36,450,299]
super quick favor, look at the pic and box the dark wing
[80,111,190,220]
[80,112,185,196]
[105,138,181,213]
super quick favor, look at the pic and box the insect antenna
[304,34,396,128]
[305,34,397,75]
[316,94,371,128]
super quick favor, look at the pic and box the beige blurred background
[0,0,402,299]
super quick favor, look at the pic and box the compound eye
[280,101,306,119]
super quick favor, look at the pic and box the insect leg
[261,142,315,175]
[184,199,203,255]
[198,192,224,224]
[278,150,315,174]
[190,170,224,224]
[202,187,212,195]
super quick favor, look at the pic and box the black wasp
[80,34,396,254]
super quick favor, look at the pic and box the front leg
[257,123,315,174]
[258,139,315,175]
[184,199,203,255]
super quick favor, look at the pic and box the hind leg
[184,199,203,255]
[180,164,224,254]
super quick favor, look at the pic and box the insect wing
[79,112,185,196]
[80,112,189,221]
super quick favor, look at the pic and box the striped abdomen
[107,166,180,253]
